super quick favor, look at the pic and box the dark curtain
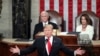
[12,0,31,39]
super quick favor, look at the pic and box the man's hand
[75,47,85,55]
[10,45,20,54]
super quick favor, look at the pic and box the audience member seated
[33,11,58,39]
[75,11,99,40]
[76,14,94,40]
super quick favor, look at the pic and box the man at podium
[10,24,85,56]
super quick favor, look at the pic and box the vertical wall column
[12,0,31,39]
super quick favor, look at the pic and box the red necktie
[47,38,52,54]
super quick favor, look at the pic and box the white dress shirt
[45,36,53,55]
[43,21,49,27]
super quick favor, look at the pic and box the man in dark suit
[10,24,85,56]
[33,11,58,39]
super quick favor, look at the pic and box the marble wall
[0,0,12,38]
[31,0,39,39]
[0,0,39,39]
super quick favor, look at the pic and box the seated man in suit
[33,11,58,39]
[10,24,85,56]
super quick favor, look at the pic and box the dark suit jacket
[20,37,74,56]
[33,22,58,39]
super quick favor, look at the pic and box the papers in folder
[59,32,68,35]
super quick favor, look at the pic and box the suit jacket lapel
[42,37,48,55]
[40,22,43,29]
[48,22,51,24]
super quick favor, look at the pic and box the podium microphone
[45,38,48,44]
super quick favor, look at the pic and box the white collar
[45,36,53,40]
[43,21,49,26]
[45,36,53,55]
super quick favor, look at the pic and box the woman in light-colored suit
[76,14,94,40]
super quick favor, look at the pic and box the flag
[40,0,100,32]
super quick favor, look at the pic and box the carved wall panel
[12,0,31,39]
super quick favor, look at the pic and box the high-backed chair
[46,10,63,31]
[75,11,99,40]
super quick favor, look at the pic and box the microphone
[45,39,48,44]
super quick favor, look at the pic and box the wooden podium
[0,32,100,56]
[36,32,78,45]
[0,38,100,56]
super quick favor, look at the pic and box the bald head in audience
[33,11,58,39]
[40,11,49,22]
